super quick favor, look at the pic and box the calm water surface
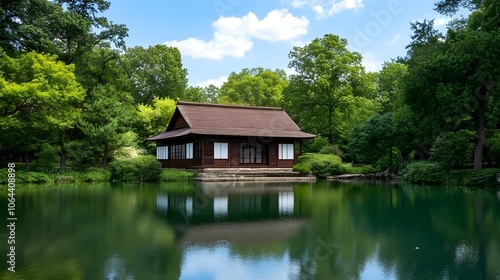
[1,181,499,280]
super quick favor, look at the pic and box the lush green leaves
[218,68,288,107]
[121,45,188,103]
[78,84,135,168]
[284,34,378,145]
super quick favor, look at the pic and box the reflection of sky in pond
[180,244,299,280]
[360,256,397,280]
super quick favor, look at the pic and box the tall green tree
[0,0,128,62]
[377,62,408,113]
[348,113,395,168]
[284,34,378,145]
[218,68,288,107]
[121,45,188,104]
[78,84,135,169]
[0,52,85,170]
[405,2,500,169]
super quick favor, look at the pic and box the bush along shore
[0,156,196,185]
[294,153,500,188]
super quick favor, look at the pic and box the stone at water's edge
[497,173,500,182]
[327,171,396,181]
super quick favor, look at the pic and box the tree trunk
[59,131,66,169]
[103,144,109,170]
[473,97,486,170]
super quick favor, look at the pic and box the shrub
[309,160,346,179]
[400,161,445,185]
[486,131,500,165]
[319,144,344,157]
[430,130,475,169]
[293,153,345,178]
[447,169,500,187]
[109,155,162,182]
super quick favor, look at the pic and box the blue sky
[104,0,454,87]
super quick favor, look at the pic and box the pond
[1,181,499,280]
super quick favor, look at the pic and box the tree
[121,45,188,104]
[348,113,394,168]
[78,85,135,169]
[377,62,408,113]
[136,97,176,151]
[0,0,128,62]
[284,34,378,145]
[0,52,85,170]
[218,68,288,107]
[405,4,500,170]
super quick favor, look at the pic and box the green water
[1,181,499,280]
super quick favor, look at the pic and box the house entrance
[239,143,267,164]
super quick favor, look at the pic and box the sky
[103,0,455,88]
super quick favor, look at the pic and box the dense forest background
[1,0,499,173]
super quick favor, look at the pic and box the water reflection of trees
[0,184,182,280]
[289,182,500,280]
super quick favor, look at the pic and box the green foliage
[319,144,344,157]
[348,113,394,168]
[400,161,446,185]
[0,0,128,61]
[218,68,288,107]
[78,84,136,169]
[452,169,500,187]
[377,62,408,113]
[136,97,176,138]
[486,131,500,164]
[404,4,500,170]
[293,153,345,179]
[305,136,329,153]
[430,130,475,169]
[109,155,162,182]
[342,164,380,174]
[121,45,187,103]
[0,168,110,184]
[160,169,196,182]
[285,34,379,145]
[309,160,346,179]
[33,144,59,171]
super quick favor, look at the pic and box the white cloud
[362,52,382,72]
[434,16,452,27]
[196,76,228,88]
[285,0,364,18]
[166,9,308,60]
[289,0,308,8]
[389,33,400,45]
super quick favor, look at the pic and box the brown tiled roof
[147,102,316,141]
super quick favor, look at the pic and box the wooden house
[147,102,315,168]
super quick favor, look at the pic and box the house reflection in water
[155,183,302,225]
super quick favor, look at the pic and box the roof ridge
[176,101,282,111]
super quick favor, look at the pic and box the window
[156,146,169,160]
[239,143,266,164]
[186,143,193,159]
[170,144,186,159]
[279,144,294,160]
[214,142,228,159]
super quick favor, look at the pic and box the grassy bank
[0,167,111,184]
[0,158,196,185]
